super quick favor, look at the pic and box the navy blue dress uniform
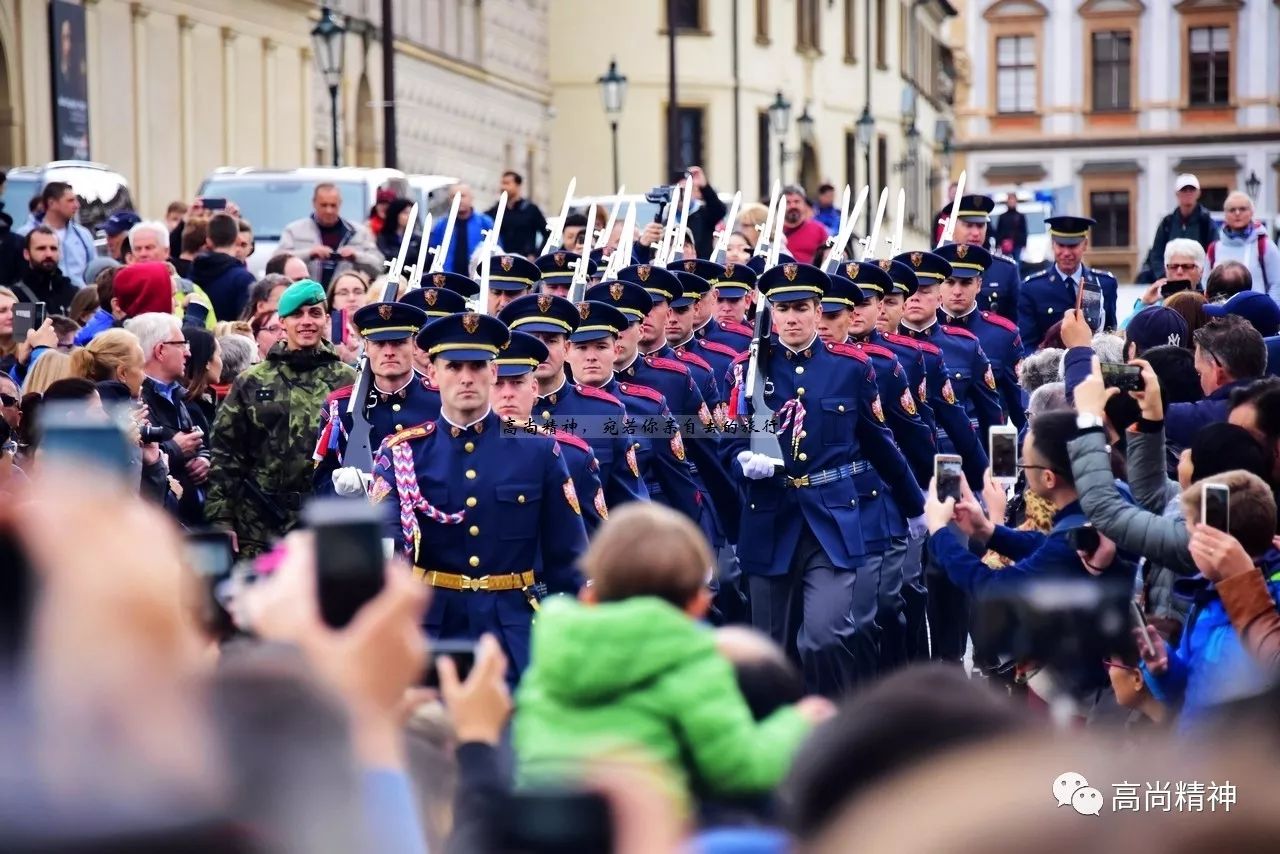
[723,262,925,695]
[945,194,1021,322]
[664,268,726,424]
[535,250,595,296]
[313,301,438,493]
[935,242,1027,432]
[570,300,703,524]
[370,312,587,678]
[1017,215,1118,352]
[826,261,934,672]
[698,260,757,352]
[667,259,742,395]
[497,293,650,511]
[496,331,608,536]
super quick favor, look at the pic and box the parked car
[197,166,455,274]
[1,160,133,234]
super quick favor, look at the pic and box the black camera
[645,185,675,223]
[139,423,170,444]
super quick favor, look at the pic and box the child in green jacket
[514,503,832,802]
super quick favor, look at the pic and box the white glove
[737,450,781,480]
[332,466,373,496]
[907,514,928,539]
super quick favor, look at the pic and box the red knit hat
[113,262,174,318]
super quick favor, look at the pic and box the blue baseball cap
[103,210,141,236]
[1203,290,1280,337]
[1124,306,1190,353]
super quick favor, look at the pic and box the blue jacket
[73,307,117,346]
[976,252,1021,323]
[1143,551,1280,732]
[429,211,494,276]
[899,321,1006,448]
[1266,335,1280,377]
[604,377,702,523]
[1018,265,1118,354]
[939,307,1026,431]
[190,250,255,322]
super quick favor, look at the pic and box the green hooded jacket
[514,596,810,798]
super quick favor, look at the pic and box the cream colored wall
[9,0,313,217]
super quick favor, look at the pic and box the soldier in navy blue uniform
[535,250,595,298]
[935,242,1027,431]
[575,290,702,523]
[314,301,438,495]
[401,276,472,377]
[370,312,586,679]
[664,265,728,424]
[666,259,742,389]
[702,261,757,352]
[1017,215,1119,353]
[722,261,925,695]
[486,253,541,315]
[497,292,650,510]
[493,330,608,535]
[817,260,934,672]
[941,194,1021,322]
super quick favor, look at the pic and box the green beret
[277,279,327,318]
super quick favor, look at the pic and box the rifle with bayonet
[752,182,782,259]
[602,201,637,281]
[569,202,597,303]
[475,191,508,314]
[744,211,786,464]
[707,191,742,267]
[820,185,869,275]
[936,170,967,249]
[541,178,577,257]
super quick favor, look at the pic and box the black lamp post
[768,91,792,184]
[597,59,628,190]
[1245,170,1261,200]
[311,6,347,167]
[856,105,875,226]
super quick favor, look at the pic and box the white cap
[1175,173,1200,191]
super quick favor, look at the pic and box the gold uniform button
[541,410,551,420]
[392,403,401,412]
[464,441,475,452]
[466,470,477,479]
[798,452,808,461]
[517,495,526,504]
[395,423,403,431]
[797,387,805,396]
[469,526,479,536]
[465,496,477,507]
[469,556,480,568]
[837,404,845,412]
[795,365,805,374]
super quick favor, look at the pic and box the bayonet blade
[936,169,967,249]
[860,188,889,261]
[428,191,463,273]
[541,177,577,256]
[709,191,742,266]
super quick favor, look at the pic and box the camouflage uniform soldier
[207,280,356,556]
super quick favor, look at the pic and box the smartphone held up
[934,454,963,502]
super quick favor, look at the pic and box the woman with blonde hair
[0,286,18,373]
[68,328,147,399]
[22,350,73,395]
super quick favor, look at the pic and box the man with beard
[780,185,829,265]
[11,227,79,315]
[207,280,356,556]
[313,300,435,495]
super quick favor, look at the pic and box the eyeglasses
[161,340,191,349]
[0,393,17,407]
[1102,658,1139,673]
[1165,262,1199,272]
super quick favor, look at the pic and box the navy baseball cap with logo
[1046,215,1097,247]
[892,250,952,289]
[1124,306,1190,353]
[570,300,630,344]
[103,210,141,236]
[497,293,582,336]
[416,312,510,362]
[494,330,550,377]
[759,262,830,304]
[400,285,469,318]
[585,280,653,325]
[1203,290,1280,337]
[934,242,993,279]
[353,301,428,341]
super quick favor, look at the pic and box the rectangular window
[1089,190,1130,248]
[1188,25,1230,106]
[674,106,705,174]
[995,34,1037,114]
[758,111,771,198]
[797,0,821,52]
[844,0,856,61]
[845,130,858,190]
[756,0,769,43]
[875,0,888,68]
[666,0,702,32]
[876,135,889,197]
[1200,185,1229,212]
[1091,31,1131,112]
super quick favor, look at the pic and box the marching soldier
[400,274,471,377]
[486,253,541,314]
[493,330,608,536]
[664,267,727,425]
[934,242,1027,431]
[313,300,437,495]
[817,260,934,672]
[567,297,703,523]
[702,261,757,352]
[497,293,650,509]
[535,250,595,298]
[1018,215,1118,352]
[665,259,745,395]
[370,312,586,678]
[940,194,1021,321]
[724,261,924,695]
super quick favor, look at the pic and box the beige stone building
[548,0,958,245]
[0,0,317,217]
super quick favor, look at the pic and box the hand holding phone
[305,497,386,628]
[1100,361,1144,392]
[1160,279,1194,299]
[12,302,47,341]
[1201,483,1230,532]
[988,425,1018,482]
[934,454,963,502]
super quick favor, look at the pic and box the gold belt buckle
[461,575,486,591]
[790,474,809,488]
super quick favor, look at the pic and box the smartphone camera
[1066,525,1101,556]
[934,454,963,502]
[1201,483,1230,532]
[305,497,386,629]
[989,427,1018,481]
[1100,362,1144,392]
[1160,279,1194,299]
[185,529,237,639]
[420,638,477,688]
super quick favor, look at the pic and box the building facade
[548,0,958,247]
[0,0,317,218]
[948,0,1280,280]
[321,0,553,207]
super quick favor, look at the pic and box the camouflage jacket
[207,341,356,555]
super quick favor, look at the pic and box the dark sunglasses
[0,393,18,407]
